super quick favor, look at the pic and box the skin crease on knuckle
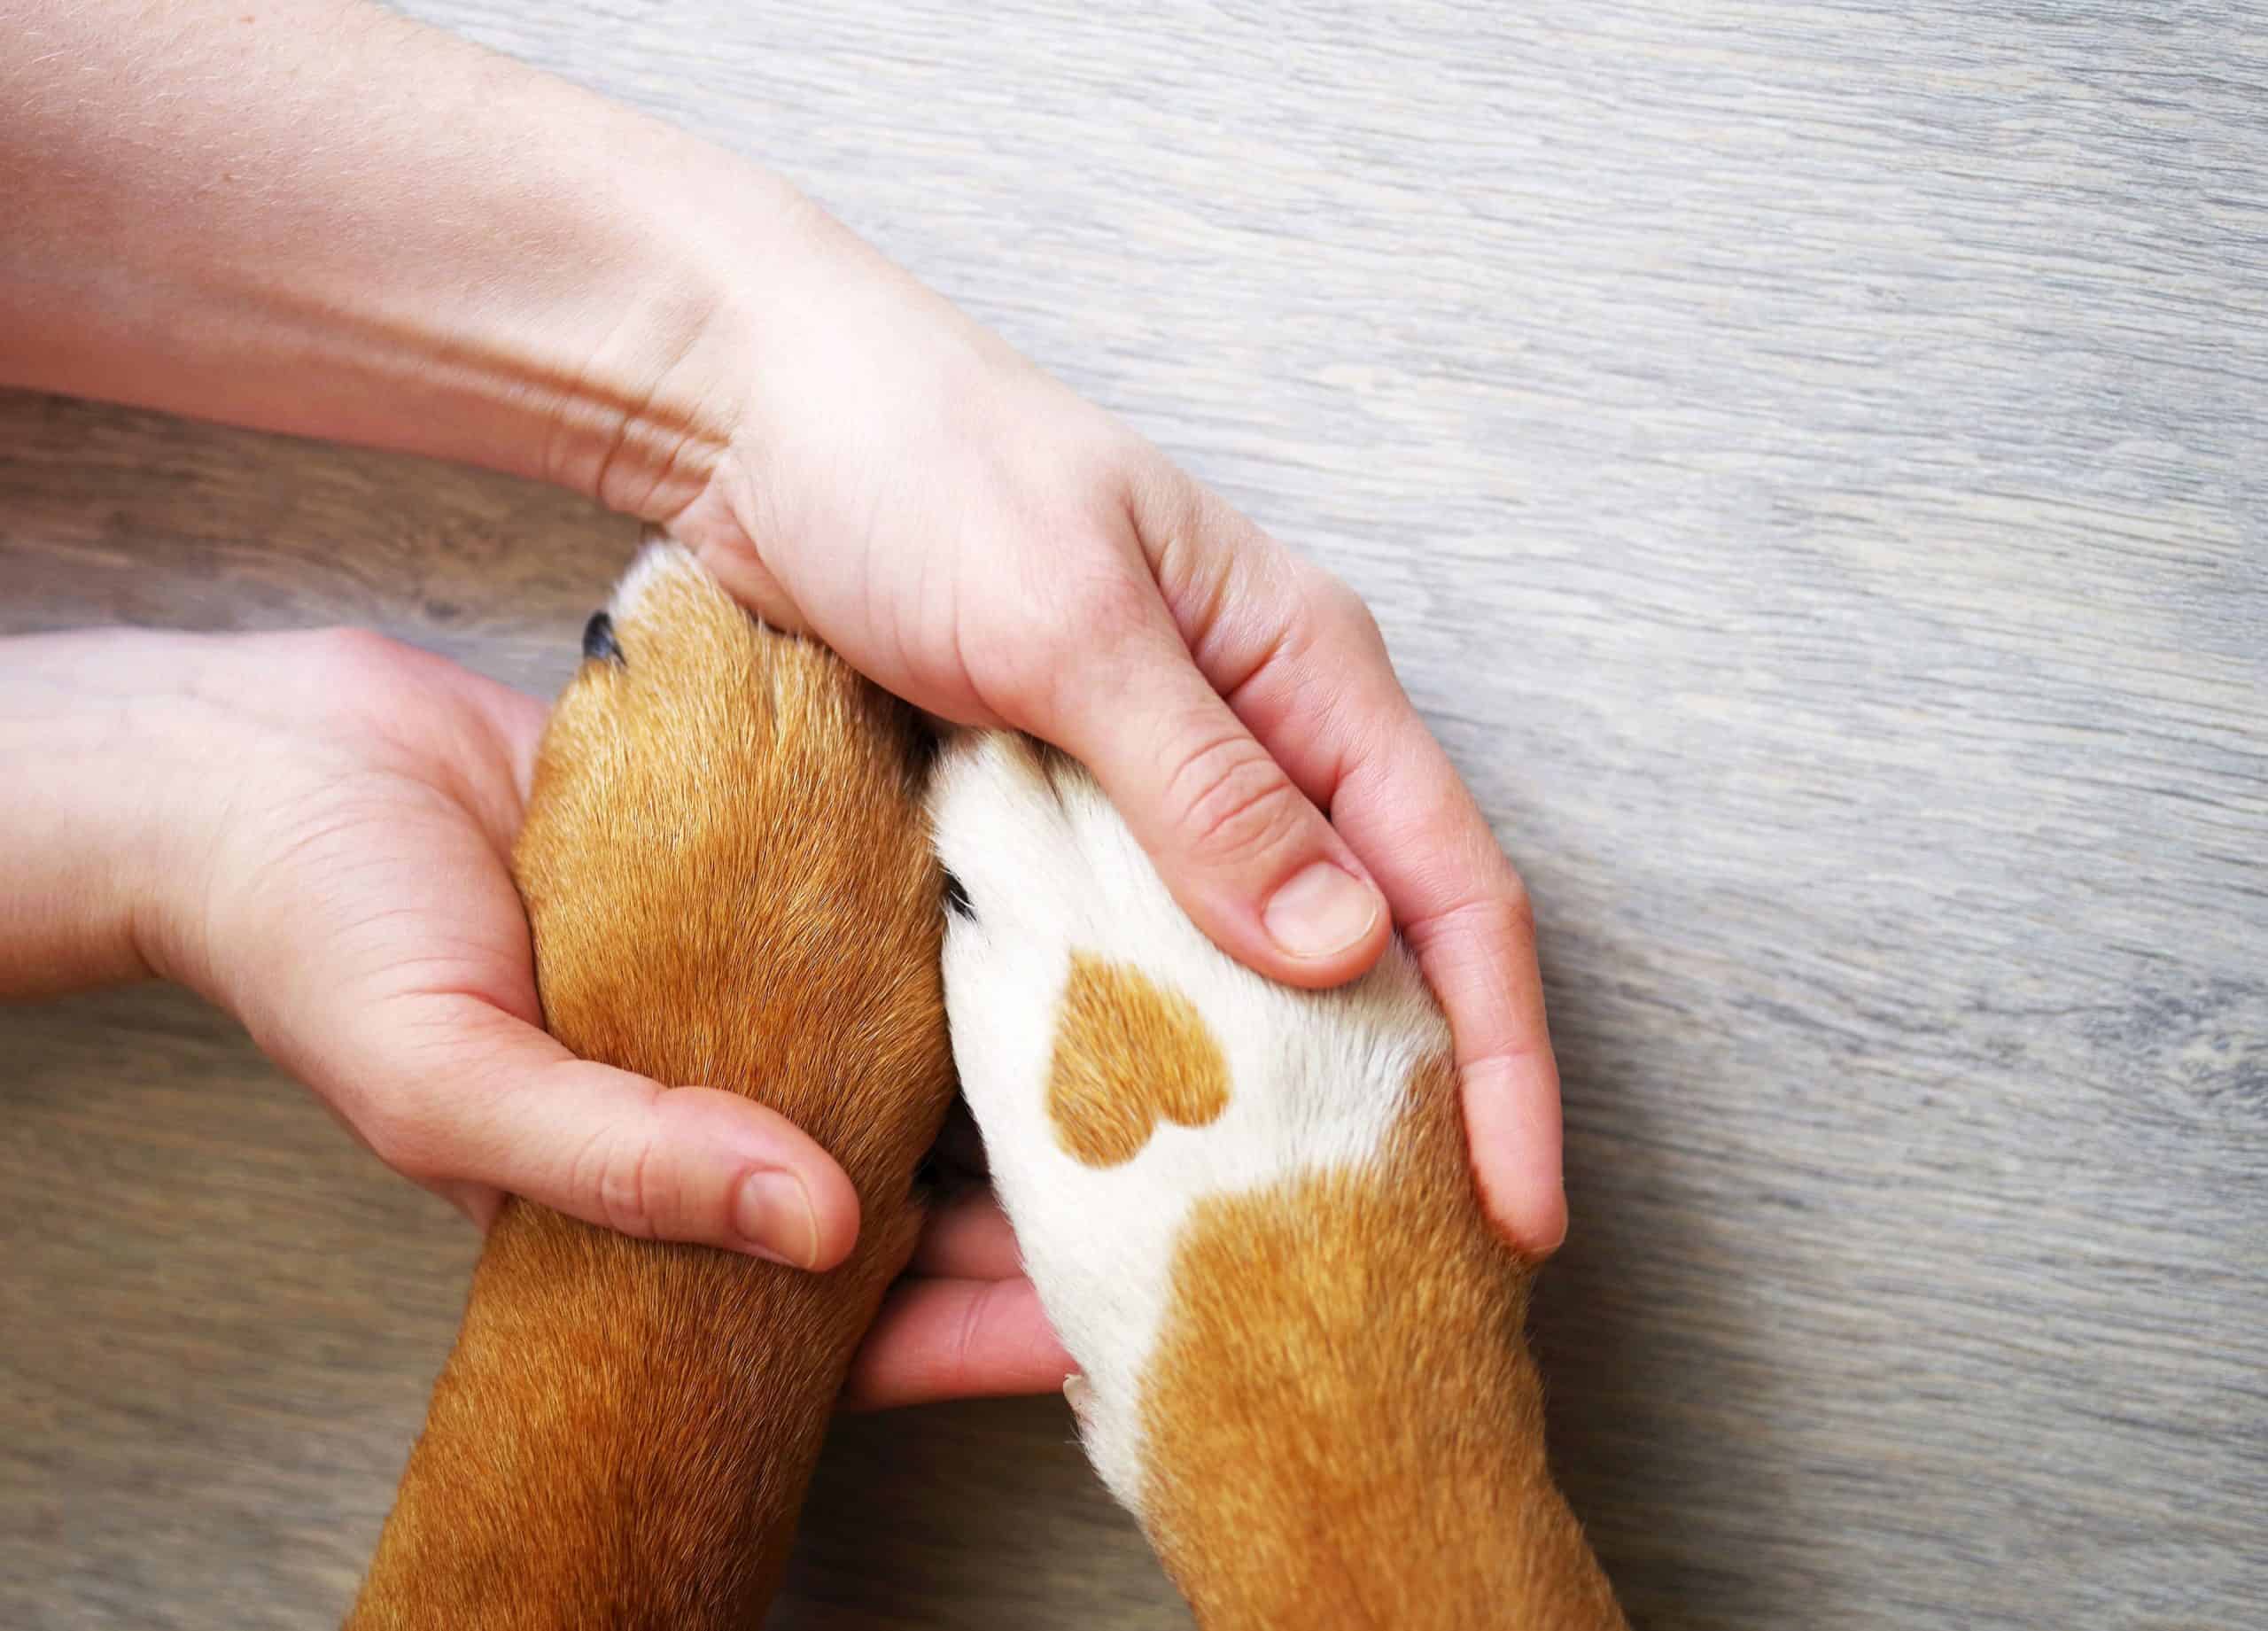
[355,1097,451,1192]
[1011,558,1158,721]
[589,1115,663,1242]
[1164,734,1315,874]
[1313,572,1387,664]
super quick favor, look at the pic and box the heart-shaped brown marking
[1046,952,1231,1167]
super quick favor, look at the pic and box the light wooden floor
[4,4,2264,1627]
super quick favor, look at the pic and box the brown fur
[1138,1053,1627,1630]
[346,555,955,1628]
[1046,953,1231,1167]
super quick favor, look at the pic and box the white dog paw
[929,734,1452,1510]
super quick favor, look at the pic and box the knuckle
[998,561,1154,711]
[1309,570,1385,654]
[291,626,436,714]
[599,1132,663,1240]
[306,625,410,680]
[361,1102,443,1184]
[1471,880,1538,944]
[1497,879,1537,944]
[1121,456,1205,552]
[1059,562,1153,647]
[571,1119,662,1240]
[1425,888,1538,959]
[1167,735,1309,870]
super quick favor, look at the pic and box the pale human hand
[1,0,1564,1263]
[0,626,1068,1407]
[663,206,1566,1254]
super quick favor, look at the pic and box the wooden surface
[4,2,2264,1627]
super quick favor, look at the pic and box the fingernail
[735,1169,820,1268]
[1262,862,1381,959]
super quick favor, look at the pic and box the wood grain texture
[4,1,2264,1627]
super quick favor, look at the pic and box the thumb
[352,995,862,1268]
[1027,606,1389,989]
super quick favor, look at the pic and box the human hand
[0,626,1068,1405]
[663,207,1565,1254]
[0,0,1559,1252]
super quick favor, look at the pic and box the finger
[839,1274,1074,1412]
[353,994,863,1268]
[1014,584,1389,990]
[1209,626,1566,1253]
[910,1189,1025,1279]
[1260,696,1566,1254]
[1130,478,1566,1255]
[1339,730,1564,1254]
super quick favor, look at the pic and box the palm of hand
[183,629,549,1227]
[164,626,1056,1409]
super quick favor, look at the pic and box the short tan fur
[931,733,1630,1629]
[1047,952,1231,1167]
[347,548,954,1628]
[351,552,1625,1628]
[1138,1053,1625,1629]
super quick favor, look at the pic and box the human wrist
[0,631,227,999]
[524,146,829,525]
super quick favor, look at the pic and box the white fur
[930,734,1449,1511]
[610,534,702,621]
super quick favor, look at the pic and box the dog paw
[929,734,1451,1508]
[517,541,953,1187]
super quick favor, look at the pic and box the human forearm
[0,0,792,516]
